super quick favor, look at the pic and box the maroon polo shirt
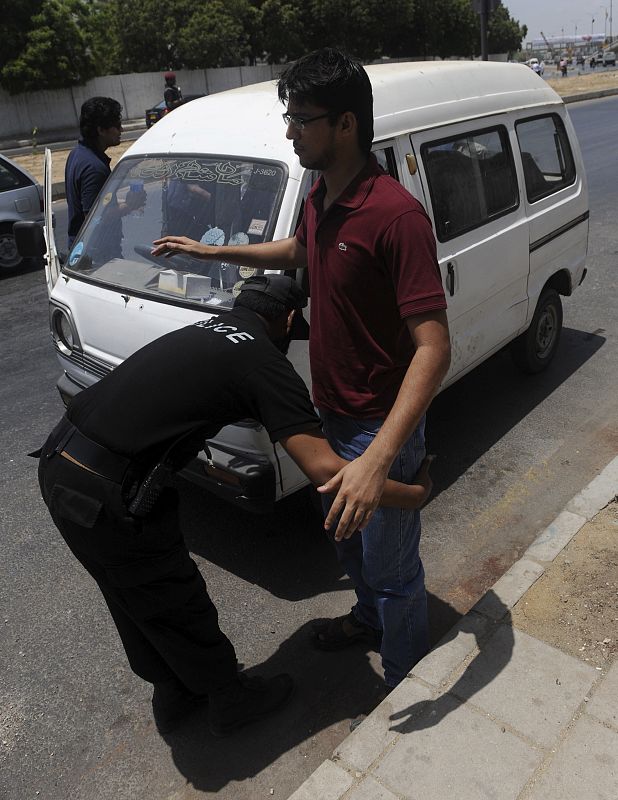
[296,155,446,418]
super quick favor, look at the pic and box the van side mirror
[13,221,47,258]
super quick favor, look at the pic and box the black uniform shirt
[67,307,320,467]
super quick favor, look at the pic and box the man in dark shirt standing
[65,97,126,251]
[37,276,432,737]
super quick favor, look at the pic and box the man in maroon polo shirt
[152,48,451,689]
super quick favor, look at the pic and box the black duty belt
[51,417,131,484]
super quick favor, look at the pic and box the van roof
[123,61,561,170]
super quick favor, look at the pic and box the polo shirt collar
[310,153,383,212]
[79,139,111,168]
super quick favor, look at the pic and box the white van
[41,61,589,511]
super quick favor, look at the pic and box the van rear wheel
[510,289,563,373]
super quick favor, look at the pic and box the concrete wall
[0,56,509,141]
[0,64,282,140]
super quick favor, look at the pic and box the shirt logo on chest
[338,242,348,251]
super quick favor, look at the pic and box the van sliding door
[411,121,528,384]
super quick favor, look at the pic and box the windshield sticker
[69,241,84,266]
[129,159,254,185]
[200,227,226,246]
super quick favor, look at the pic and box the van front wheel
[511,289,563,374]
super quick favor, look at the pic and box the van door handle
[446,261,455,297]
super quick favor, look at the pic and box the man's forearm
[280,432,427,510]
[364,313,451,472]
[152,234,306,269]
[209,238,303,269]
[367,341,450,470]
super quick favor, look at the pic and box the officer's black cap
[239,275,307,310]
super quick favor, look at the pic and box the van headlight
[51,306,76,356]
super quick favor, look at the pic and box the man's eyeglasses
[282,112,330,130]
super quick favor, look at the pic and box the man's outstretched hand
[151,235,212,259]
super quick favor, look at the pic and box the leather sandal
[313,612,382,651]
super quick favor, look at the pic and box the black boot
[151,677,208,734]
[208,673,294,737]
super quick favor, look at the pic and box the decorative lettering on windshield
[129,159,251,185]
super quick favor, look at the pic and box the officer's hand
[414,455,435,507]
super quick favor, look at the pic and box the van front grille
[54,342,114,379]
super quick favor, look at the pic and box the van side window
[373,146,399,181]
[421,127,518,242]
[515,114,575,203]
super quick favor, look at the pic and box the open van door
[43,148,61,293]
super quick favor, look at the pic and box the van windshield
[64,155,286,310]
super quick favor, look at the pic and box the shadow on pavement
[180,481,352,601]
[426,327,606,498]
[164,593,462,792]
[389,590,513,733]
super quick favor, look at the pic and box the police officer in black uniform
[37,276,431,737]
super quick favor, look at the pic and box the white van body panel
[409,112,530,383]
[523,112,588,310]
[49,61,588,510]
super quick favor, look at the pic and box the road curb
[561,86,618,103]
[0,119,145,154]
[52,182,66,202]
[286,455,618,800]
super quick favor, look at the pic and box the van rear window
[515,114,576,203]
[64,156,286,310]
[421,126,519,242]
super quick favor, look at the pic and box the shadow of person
[426,327,606,499]
[162,594,467,793]
[389,590,514,734]
[163,620,387,793]
[427,592,462,647]
[179,481,354,601]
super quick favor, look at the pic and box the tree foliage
[177,0,259,68]
[0,0,528,93]
[1,0,97,93]
[488,4,527,56]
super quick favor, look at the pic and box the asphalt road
[1,95,617,800]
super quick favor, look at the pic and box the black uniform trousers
[38,427,238,695]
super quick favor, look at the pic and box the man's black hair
[80,97,122,143]
[233,290,287,321]
[277,48,374,156]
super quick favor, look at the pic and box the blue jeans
[320,410,429,687]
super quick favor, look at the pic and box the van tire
[510,289,562,373]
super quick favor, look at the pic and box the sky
[504,0,615,43]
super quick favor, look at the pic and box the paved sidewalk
[288,458,618,800]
